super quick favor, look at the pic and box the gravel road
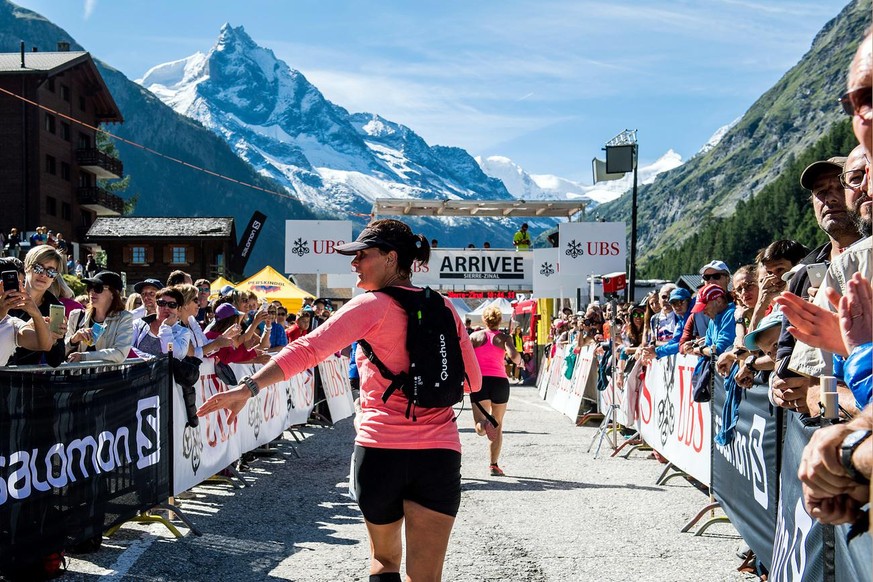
[65,385,754,581]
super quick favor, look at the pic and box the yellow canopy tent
[235,266,314,314]
[210,276,236,300]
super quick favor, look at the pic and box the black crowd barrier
[0,358,172,570]
[708,374,872,581]
[711,378,780,570]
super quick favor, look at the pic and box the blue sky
[15,0,851,181]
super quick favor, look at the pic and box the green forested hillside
[640,120,857,278]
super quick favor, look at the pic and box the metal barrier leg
[680,501,722,533]
[157,501,202,537]
[610,431,641,457]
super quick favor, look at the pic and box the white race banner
[637,354,711,486]
[411,249,532,287]
[532,248,570,296]
[285,220,353,274]
[318,355,356,422]
[173,357,317,495]
[558,222,626,276]
[564,344,597,420]
[536,354,552,400]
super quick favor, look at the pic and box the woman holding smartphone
[65,271,133,364]
[7,246,68,366]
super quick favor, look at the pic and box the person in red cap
[685,283,736,359]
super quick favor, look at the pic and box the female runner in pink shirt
[198,219,481,582]
[470,305,522,476]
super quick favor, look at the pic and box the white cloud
[83,0,97,20]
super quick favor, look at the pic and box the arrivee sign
[284,220,352,274]
[558,222,626,276]
[411,249,532,287]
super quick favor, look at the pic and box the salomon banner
[230,210,267,275]
[770,414,872,582]
[173,358,316,495]
[411,249,532,287]
[636,354,711,486]
[0,359,171,570]
[711,381,779,570]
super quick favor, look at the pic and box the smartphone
[49,304,65,334]
[1,270,19,293]
[91,322,106,343]
[805,262,828,289]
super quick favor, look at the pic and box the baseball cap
[697,283,726,304]
[82,271,124,292]
[668,288,692,302]
[335,227,398,256]
[699,260,731,276]
[214,303,242,321]
[744,312,785,352]
[134,278,164,293]
[799,157,846,190]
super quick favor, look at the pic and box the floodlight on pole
[601,130,638,302]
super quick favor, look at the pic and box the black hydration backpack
[358,286,466,420]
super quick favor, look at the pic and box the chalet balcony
[76,148,123,180]
[77,186,124,216]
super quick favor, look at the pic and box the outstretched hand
[773,291,847,357]
[838,273,873,354]
[196,385,251,424]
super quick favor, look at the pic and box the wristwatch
[746,355,757,371]
[240,375,260,398]
[840,429,872,484]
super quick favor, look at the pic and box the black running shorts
[353,445,462,525]
[470,376,510,405]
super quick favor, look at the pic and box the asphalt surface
[65,385,753,581]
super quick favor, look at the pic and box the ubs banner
[173,358,316,495]
[711,381,779,570]
[770,414,872,582]
[0,360,171,568]
[558,222,626,276]
[285,220,352,274]
[412,249,532,287]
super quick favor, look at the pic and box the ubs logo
[292,238,310,258]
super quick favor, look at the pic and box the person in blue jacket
[641,287,694,362]
[687,284,735,359]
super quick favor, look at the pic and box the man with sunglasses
[131,278,164,320]
[194,278,212,326]
[131,287,190,359]
[678,260,730,354]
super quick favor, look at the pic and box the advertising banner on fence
[558,222,626,277]
[532,248,567,296]
[0,360,171,568]
[318,355,355,423]
[545,345,596,421]
[770,414,872,582]
[636,354,711,486]
[284,220,353,274]
[411,249,532,287]
[173,358,316,495]
[711,381,779,570]
[541,345,567,402]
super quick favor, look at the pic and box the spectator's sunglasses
[86,283,105,294]
[30,264,59,279]
[197,286,210,294]
[156,299,178,309]
[277,311,287,317]
[840,86,872,118]
[702,273,727,281]
[631,311,645,319]
[267,309,278,316]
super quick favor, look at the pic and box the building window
[78,172,92,187]
[78,95,86,111]
[131,246,147,265]
[46,196,57,216]
[61,122,70,141]
[78,132,91,149]
[61,84,70,102]
[47,78,55,92]
[171,246,187,264]
[45,155,56,175]
[61,162,71,181]
[61,202,71,221]
[44,113,55,133]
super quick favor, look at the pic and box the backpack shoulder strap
[357,287,413,403]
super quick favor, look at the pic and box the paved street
[66,385,752,581]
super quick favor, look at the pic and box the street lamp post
[601,130,638,303]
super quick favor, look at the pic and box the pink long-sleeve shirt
[273,287,482,453]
